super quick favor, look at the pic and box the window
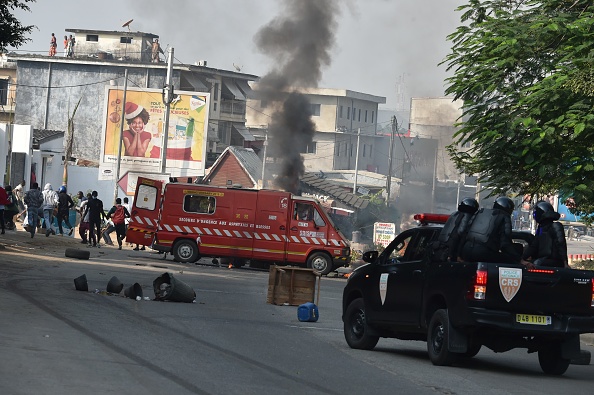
[358,109,361,122]
[218,121,231,144]
[335,144,340,157]
[294,203,314,221]
[313,209,326,228]
[310,103,321,116]
[350,143,353,157]
[213,102,217,112]
[304,142,317,154]
[86,35,98,42]
[339,105,343,118]
[382,230,438,263]
[365,110,368,123]
[363,144,366,157]
[384,234,413,264]
[371,111,375,124]
[0,79,8,105]
[135,185,158,211]
[344,142,347,156]
[184,195,216,214]
[214,83,219,99]
[353,107,356,121]
[347,107,351,120]
[120,37,132,44]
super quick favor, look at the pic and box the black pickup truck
[342,213,594,375]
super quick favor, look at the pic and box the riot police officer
[459,196,521,264]
[522,200,568,268]
[434,197,479,261]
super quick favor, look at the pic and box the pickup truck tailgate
[484,264,594,316]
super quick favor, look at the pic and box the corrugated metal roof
[300,172,369,210]
[230,146,262,184]
[33,129,64,145]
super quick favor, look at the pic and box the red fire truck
[126,177,351,274]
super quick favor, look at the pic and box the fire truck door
[126,177,163,246]
[252,192,289,262]
[288,202,328,263]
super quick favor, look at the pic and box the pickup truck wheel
[427,309,458,366]
[538,343,570,375]
[307,252,332,275]
[173,239,199,263]
[344,298,379,350]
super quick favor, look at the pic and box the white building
[246,87,386,173]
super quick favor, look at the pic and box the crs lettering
[501,278,520,287]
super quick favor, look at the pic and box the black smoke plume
[255,0,339,193]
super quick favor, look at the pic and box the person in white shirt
[12,180,26,223]
[77,192,90,244]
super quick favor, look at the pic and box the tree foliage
[0,0,35,52]
[443,0,594,220]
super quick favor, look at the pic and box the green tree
[0,0,35,51]
[442,0,594,219]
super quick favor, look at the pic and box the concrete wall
[409,97,465,182]
[336,97,378,136]
[74,33,152,62]
[15,61,169,163]
[0,124,6,185]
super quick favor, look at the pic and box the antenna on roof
[233,63,242,72]
[122,19,134,31]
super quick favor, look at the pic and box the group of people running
[1,181,135,251]
[436,196,568,268]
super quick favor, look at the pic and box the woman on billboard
[122,102,152,157]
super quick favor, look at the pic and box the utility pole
[260,126,268,188]
[353,128,361,194]
[386,116,396,206]
[114,68,128,204]
[161,47,174,174]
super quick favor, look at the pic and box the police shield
[499,267,522,302]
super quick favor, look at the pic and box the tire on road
[307,251,333,275]
[172,239,199,263]
[427,309,458,366]
[343,297,379,350]
[65,248,91,260]
[538,342,570,375]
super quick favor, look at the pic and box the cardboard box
[267,266,318,306]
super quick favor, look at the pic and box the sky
[12,0,463,110]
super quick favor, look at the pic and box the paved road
[1,227,594,394]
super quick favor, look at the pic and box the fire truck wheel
[172,239,199,263]
[307,252,333,275]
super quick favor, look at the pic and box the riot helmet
[493,196,514,215]
[58,186,66,194]
[458,197,479,214]
[533,200,554,223]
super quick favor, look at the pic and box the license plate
[516,314,552,325]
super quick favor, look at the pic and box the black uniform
[523,211,567,267]
[459,207,520,264]
[434,211,474,261]
[87,195,105,247]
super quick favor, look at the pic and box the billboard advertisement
[373,222,396,247]
[99,87,210,180]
